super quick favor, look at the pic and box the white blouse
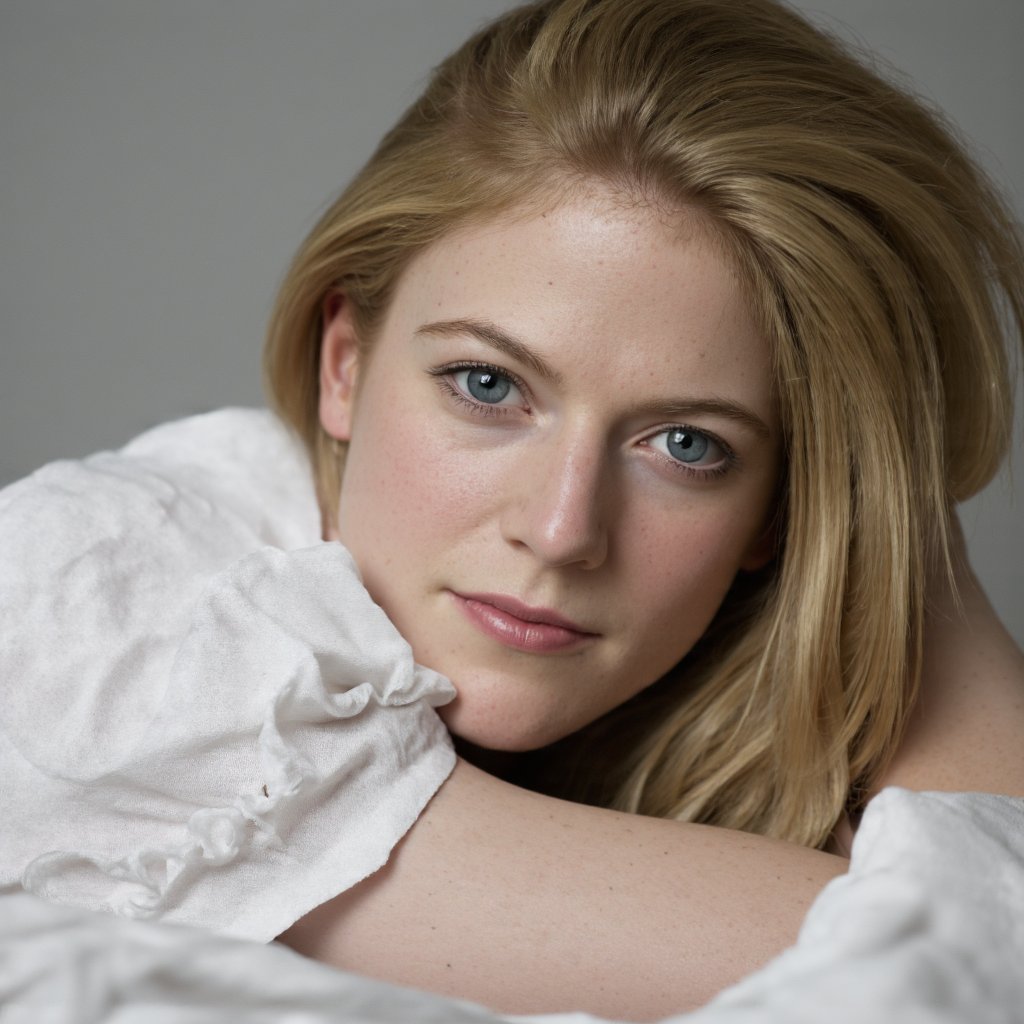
[0,408,456,941]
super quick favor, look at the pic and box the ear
[318,292,361,441]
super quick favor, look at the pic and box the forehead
[400,189,746,319]
[379,188,773,411]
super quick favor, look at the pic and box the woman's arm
[280,518,1024,1021]
[279,761,846,1020]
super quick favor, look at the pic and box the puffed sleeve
[0,409,456,941]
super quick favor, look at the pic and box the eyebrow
[630,398,772,439]
[414,316,772,439]
[415,318,565,387]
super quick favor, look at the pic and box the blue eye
[463,368,512,404]
[444,365,525,408]
[667,428,708,463]
[648,426,730,472]
[431,362,528,416]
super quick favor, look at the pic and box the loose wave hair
[265,0,1024,847]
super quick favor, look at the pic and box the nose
[501,432,610,570]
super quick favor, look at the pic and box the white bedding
[2,788,1022,1022]
[2,409,1022,1022]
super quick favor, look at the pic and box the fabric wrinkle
[1,408,457,941]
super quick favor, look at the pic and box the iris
[467,369,512,404]
[667,429,709,463]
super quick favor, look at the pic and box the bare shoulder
[878,560,1024,798]
[279,760,845,1019]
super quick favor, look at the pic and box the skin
[279,188,1024,1019]
[319,189,780,752]
[281,760,846,1019]
[872,524,1024,799]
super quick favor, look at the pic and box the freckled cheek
[346,394,506,544]
[625,512,753,629]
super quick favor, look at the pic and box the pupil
[468,369,511,403]
[668,429,708,464]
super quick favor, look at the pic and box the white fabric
[0,408,456,941]
[1,788,1022,1022]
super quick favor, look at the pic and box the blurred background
[2,0,1021,642]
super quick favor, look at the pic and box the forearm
[278,759,846,1020]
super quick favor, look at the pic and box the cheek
[624,507,760,637]
[338,383,503,553]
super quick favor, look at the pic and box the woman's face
[319,188,781,751]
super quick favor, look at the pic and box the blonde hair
[265,0,1024,847]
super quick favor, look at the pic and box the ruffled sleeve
[0,409,456,941]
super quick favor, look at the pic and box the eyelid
[643,424,738,477]
[429,361,532,414]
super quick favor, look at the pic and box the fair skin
[279,189,1024,1019]
[320,189,779,752]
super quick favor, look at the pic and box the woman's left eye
[646,427,732,474]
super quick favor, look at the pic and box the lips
[450,591,598,654]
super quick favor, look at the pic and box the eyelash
[644,429,737,481]
[429,361,737,480]
[429,362,529,418]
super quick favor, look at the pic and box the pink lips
[451,591,598,654]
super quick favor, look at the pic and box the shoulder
[876,567,1024,799]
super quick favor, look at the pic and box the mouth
[449,591,599,654]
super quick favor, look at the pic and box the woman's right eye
[433,363,528,414]
[456,367,516,404]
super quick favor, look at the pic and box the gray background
[2,1,1021,643]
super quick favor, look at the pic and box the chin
[437,699,572,754]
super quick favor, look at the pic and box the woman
[2,0,1021,1019]
[264,0,1024,1014]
